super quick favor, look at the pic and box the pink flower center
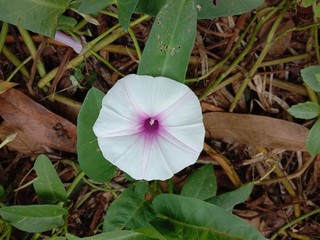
[144,117,159,134]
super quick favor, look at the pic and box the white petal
[93,74,205,180]
[122,75,196,116]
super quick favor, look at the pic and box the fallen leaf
[204,112,309,151]
[0,80,18,94]
[0,121,45,154]
[0,89,77,153]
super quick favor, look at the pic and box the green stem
[2,46,30,78]
[229,0,288,112]
[0,22,8,53]
[37,14,149,89]
[49,92,82,109]
[199,6,275,100]
[6,56,32,82]
[66,171,86,198]
[90,49,125,76]
[128,27,142,60]
[18,27,46,77]
[270,207,320,239]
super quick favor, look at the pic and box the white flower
[53,31,83,54]
[93,74,205,180]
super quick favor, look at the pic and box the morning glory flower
[53,31,83,54]
[93,74,205,180]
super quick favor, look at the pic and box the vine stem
[229,0,288,112]
[37,14,149,89]
[18,27,46,77]
[270,207,320,239]
[198,5,277,100]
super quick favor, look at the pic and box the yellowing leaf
[0,80,18,94]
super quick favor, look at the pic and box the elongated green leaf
[152,194,267,240]
[301,65,320,92]
[103,182,156,231]
[76,0,115,14]
[135,0,263,19]
[196,0,264,19]
[135,226,167,240]
[135,0,166,16]
[207,183,254,211]
[137,0,197,83]
[77,88,116,182]
[180,164,217,200]
[33,154,67,203]
[288,102,320,119]
[0,0,71,37]
[0,205,67,233]
[66,231,153,240]
[307,119,320,155]
[118,0,139,31]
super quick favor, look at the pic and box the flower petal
[93,74,205,180]
[54,31,83,54]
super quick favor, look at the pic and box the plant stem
[90,49,125,76]
[199,6,276,100]
[0,22,8,53]
[229,0,288,112]
[6,56,32,82]
[128,27,142,60]
[66,171,86,198]
[203,143,242,187]
[270,207,320,239]
[2,46,30,78]
[37,14,149,89]
[18,27,46,77]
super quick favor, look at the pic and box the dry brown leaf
[204,112,308,151]
[0,80,18,94]
[0,121,45,154]
[0,88,77,153]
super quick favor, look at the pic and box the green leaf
[0,0,71,37]
[135,0,166,16]
[77,88,116,182]
[134,226,167,240]
[137,0,197,83]
[196,0,264,19]
[315,3,320,18]
[307,119,320,155]
[288,102,320,119]
[301,0,315,7]
[118,0,139,31]
[152,194,267,240]
[58,16,78,31]
[76,0,115,14]
[33,154,67,203]
[135,0,264,19]
[103,182,156,231]
[66,230,153,240]
[0,205,67,233]
[180,164,217,200]
[207,182,254,211]
[301,66,320,92]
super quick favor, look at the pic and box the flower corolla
[93,74,205,180]
[53,31,83,54]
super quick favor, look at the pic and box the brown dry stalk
[203,142,242,187]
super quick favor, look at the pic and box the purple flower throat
[143,117,160,134]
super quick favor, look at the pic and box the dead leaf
[0,89,77,153]
[0,80,18,93]
[204,112,309,151]
[0,121,45,154]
